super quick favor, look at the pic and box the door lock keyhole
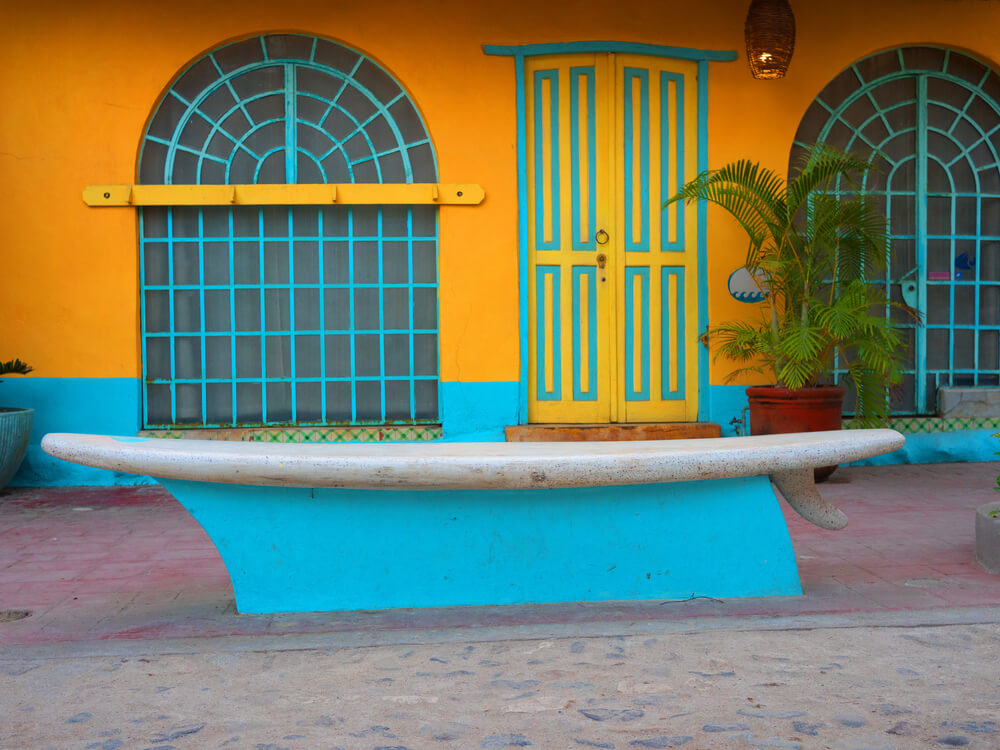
[596,253,607,270]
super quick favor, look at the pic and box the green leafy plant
[0,359,32,378]
[666,143,917,427]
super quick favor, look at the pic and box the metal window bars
[136,34,442,428]
[791,46,1000,415]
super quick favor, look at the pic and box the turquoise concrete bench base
[160,475,802,614]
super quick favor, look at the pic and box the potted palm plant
[1,358,34,491]
[667,144,913,478]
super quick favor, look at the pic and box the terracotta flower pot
[746,385,845,482]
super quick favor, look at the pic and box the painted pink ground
[1,462,999,646]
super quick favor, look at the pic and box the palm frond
[665,142,916,425]
[0,359,33,377]
[666,160,789,258]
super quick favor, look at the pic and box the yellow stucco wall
[3,0,1000,384]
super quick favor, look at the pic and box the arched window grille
[137,34,439,428]
[792,46,1000,415]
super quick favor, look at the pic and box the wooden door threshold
[505,423,721,442]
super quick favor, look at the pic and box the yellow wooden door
[526,53,699,423]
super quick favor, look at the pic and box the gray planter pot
[0,407,33,490]
[976,501,1000,575]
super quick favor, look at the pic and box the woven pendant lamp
[745,0,796,79]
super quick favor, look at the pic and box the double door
[526,53,699,423]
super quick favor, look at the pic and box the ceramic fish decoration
[728,266,768,303]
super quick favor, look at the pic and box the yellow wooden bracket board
[82,183,486,206]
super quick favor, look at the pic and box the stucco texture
[3,0,999,385]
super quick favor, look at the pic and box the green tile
[139,425,442,442]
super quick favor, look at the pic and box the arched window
[138,34,439,428]
[792,46,1000,415]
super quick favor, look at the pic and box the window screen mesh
[791,46,1000,415]
[138,34,439,428]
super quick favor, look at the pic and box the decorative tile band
[138,426,443,443]
[846,417,1000,435]
[140,418,1000,440]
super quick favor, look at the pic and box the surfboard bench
[41,430,903,614]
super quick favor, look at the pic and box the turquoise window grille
[793,46,1000,415]
[137,34,439,428]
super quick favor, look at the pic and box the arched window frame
[792,46,1000,415]
[136,33,442,430]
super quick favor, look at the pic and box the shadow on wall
[5,377,998,486]
[3,378,524,486]
[1,378,153,487]
[707,384,1000,466]
[852,429,1000,467]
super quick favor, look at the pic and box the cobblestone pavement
[3,621,1000,749]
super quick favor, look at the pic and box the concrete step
[504,422,722,442]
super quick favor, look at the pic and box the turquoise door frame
[484,41,736,424]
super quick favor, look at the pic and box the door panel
[525,53,698,424]
[615,55,699,422]
[527,54,613,423]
